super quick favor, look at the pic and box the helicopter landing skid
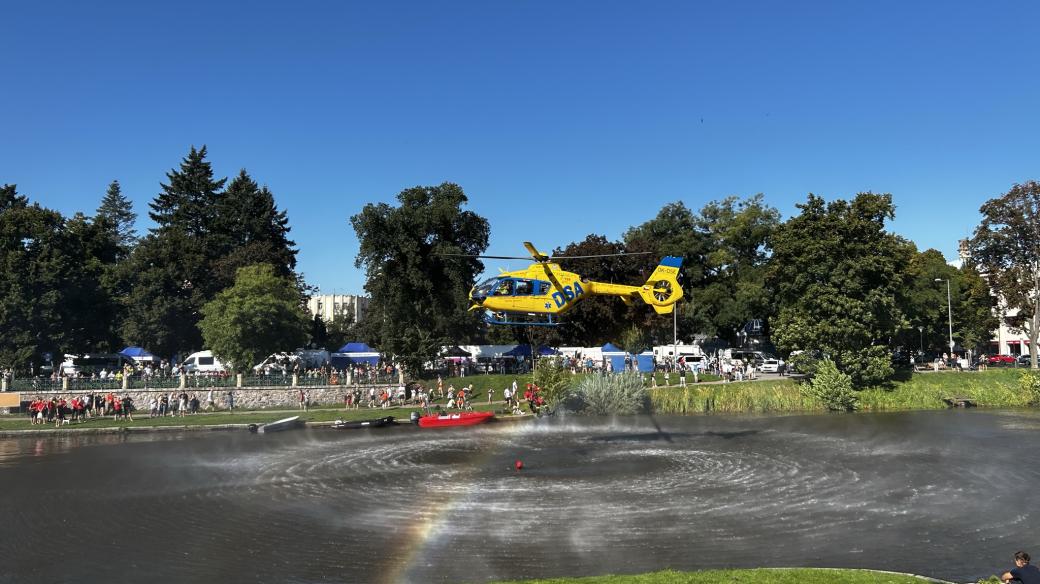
[483,311,560,327]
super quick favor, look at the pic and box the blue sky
[3,1,1038,294]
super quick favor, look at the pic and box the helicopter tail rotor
[637,256,684,314]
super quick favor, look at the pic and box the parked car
[987,354,1017,365]
[759,357,784,373]
[1018,354,1036,367]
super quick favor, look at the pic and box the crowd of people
[27,392,136,426]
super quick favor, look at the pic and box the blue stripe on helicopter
[660,256,683,268]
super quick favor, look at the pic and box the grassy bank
[498,568,951,583]
[0,398,508,433]
[650,369,1035,414]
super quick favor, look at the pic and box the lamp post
[935,278,954,355]
[917,325,924,354]
[672,304,678,371]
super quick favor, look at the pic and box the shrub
[532,356,572,408]
[1019,370,1040,406]
[802,359,858,411]
[573,372,648,415]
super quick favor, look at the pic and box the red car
[987,354,1017,365]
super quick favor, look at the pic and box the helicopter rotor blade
[548,252,654,260]
[435,253,534,260]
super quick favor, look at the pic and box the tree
[969,180,1040,368]
[768,193,912,386]
[624,202,707,345]
[210,170,297,291]
[689,195,779,344]
[199,264,310,372]
[149,145,225,240]
[897,248,996,356]
[350,182,489,376]
[95,180,137,253]
[0,185,68,372]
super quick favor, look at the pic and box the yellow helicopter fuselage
[469,256,683,322]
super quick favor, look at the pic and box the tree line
[4,146,1036,385]
[1,146,304,374]
[353,183,1037,386]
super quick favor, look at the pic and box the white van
[182,351,227,374]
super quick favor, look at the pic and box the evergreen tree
[149,145,225,238]
[211,170,297,291]
[95,180,138,253]
[124,146,227,357]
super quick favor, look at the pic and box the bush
[1019,370,1040,406]
[572,372,648,415]
[532,356,572,409]
[802,359,858,411]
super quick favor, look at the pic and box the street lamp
[917,325,924,354]
[935,278,954,355]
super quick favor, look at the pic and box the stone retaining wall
[4,385,356,412]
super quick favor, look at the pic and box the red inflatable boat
[417,411,495,428]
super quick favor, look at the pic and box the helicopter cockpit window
[474,278,498,298]
[514,280,533,296]
[493,280,513,296]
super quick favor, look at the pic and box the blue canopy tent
[601,343,629,372]
[504,345,560,357]
[120,346,159,363]
[330,342,381,368]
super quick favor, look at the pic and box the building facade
[959,240,1030,356]
[307,294,369,324]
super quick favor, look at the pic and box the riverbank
[0,399,529,435]
[650,368,1033,414]
[497,568,959,583]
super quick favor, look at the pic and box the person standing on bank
[1003,551,1040,583]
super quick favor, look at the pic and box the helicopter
[443,242,683,326]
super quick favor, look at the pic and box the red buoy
[515,459,523,471]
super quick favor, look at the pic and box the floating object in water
[331,416,396,429]
[417,411,495,428]
[515,459,523,471]
[250,416,301,433]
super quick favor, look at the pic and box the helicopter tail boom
[637,256,684,313]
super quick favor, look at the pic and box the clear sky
[3,1,1038,294]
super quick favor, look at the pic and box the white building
[959,240,1030,356]
[307,294,369,324]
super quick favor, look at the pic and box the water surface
[1,410,1037,583]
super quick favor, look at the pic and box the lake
[1,410,1037,583]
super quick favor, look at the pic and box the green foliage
[572,372,648,415]
[350,182,489,374]
[769,192,910,386]
[802,359,858,411]
[1019,370,1040,406]
[123,147,301,358]
[210,170,297,292]
[969,180,1040,363]
[0,185,125,370]
[95,180,138,253]
[786,352,819,376]
[623,196,779,347]
[897,248,997,355]
[532,356,572,408]
[650,379,813,414]
[199,264,310,372]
